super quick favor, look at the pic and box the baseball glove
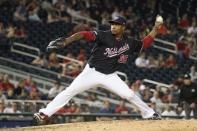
[47,37,65,52]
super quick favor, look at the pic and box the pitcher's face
[111,24,125,35]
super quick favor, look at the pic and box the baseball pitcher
[34,15,163,123]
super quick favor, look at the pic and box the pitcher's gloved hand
[46,37,65,52]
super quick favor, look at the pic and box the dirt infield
[1,120,197,131]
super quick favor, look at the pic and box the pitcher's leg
[39,65,100,117]
[102,74,155,118]
[39,85,82,117]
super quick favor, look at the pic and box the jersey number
[118,54,128,63]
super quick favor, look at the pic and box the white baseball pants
[39,64,155,118]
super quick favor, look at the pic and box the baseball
[156,15,163,23]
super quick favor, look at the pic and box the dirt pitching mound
[1,120,197,131]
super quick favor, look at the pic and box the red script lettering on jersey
[104,43,129,57]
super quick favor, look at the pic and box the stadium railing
[154,38,197,61]
[2,98,104,110]
[11,42,83,65]
[67,8,99,28]
[11,42,40,58]
[143,79,171,92]
[0,64,58,90]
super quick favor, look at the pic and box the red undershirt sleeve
[79,31,96,42]
[142,35,154,49]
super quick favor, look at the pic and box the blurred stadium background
[0,0,197,128]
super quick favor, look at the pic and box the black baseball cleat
[145,113,162,120]
[33,112,49,125]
